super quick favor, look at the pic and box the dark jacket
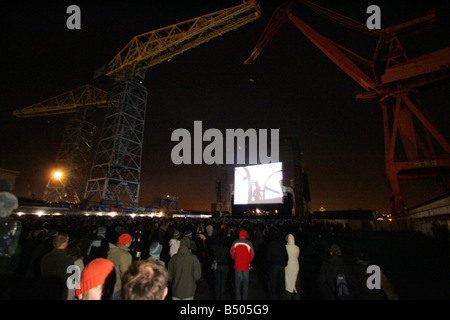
[265,239,289,267]
[213,243,231,266]
[40,248,74,279]
[317,255,357,300]
[168,245,202,299]
[40,249,74,299]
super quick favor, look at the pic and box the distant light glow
[35,211,44,217]
[53,171,63,179]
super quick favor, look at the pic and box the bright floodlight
[53,171,63,179]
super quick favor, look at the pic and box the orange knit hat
[118,233,132,245]
[76,258,115,296]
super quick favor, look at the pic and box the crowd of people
[0,211,401,300]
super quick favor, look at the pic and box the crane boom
[287,13,379,93]
[13,85,109,118]
[245,0,379,93]
[96,0,261,80]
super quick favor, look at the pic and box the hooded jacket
[107,244,132,294]
[285,234,300,293]
[230,230,254,271]
[168,245,202,299]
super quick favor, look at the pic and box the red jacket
[230,230,254,271]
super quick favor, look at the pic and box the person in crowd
[0,180,18,218]
[265,229,289,299]
[206,224,214,237]
[184,229,198,255]
[67,240,85,300]
[212,235,231,300]
[121,260,169,300]
[27,228,57,279]
[0,183,21,299]
[169,230,181,258]
[76,258,116,300]
[85,226,109,264]
[230,229,254,300]
[317,244,357,300]
[148,241,165,267]
[168,237,202,300]
[107,233,133,300]
[285,234,301,300]
[40,233,73,299]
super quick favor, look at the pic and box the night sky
[1,0,449,213]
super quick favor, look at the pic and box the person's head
[272,229,281,241]
[329,244,342,256]
[97,226,106,236]
[76,258,116,300]
[118,233,132,247]
[286,234,295,245]
[149,242,163,259]
[67,240,82,259]
[172,230,180,239]
[121,260,169,300]
[180,237,190,249]
[356,248,370,263]
[239,229,248,240]
[53,233,69,250]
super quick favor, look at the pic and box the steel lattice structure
[14,85,110,203]
[84,81,147,206]
[42,106,98,203]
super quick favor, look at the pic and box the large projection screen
[234,162,283,205]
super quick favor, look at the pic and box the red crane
[245,0,450,214]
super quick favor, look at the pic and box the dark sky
[1,0,449,213]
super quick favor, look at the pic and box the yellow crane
[12,1,261,205]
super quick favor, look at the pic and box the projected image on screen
[234,162,283,205]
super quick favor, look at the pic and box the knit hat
[149,242,162,256]
[180,237,190,249]
[97,226,106,235]
[76,258,115,296]
[118,233,132,246]
[184,229,192,237]
[172,230,180,239]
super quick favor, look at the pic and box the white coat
[285,234,300,293]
